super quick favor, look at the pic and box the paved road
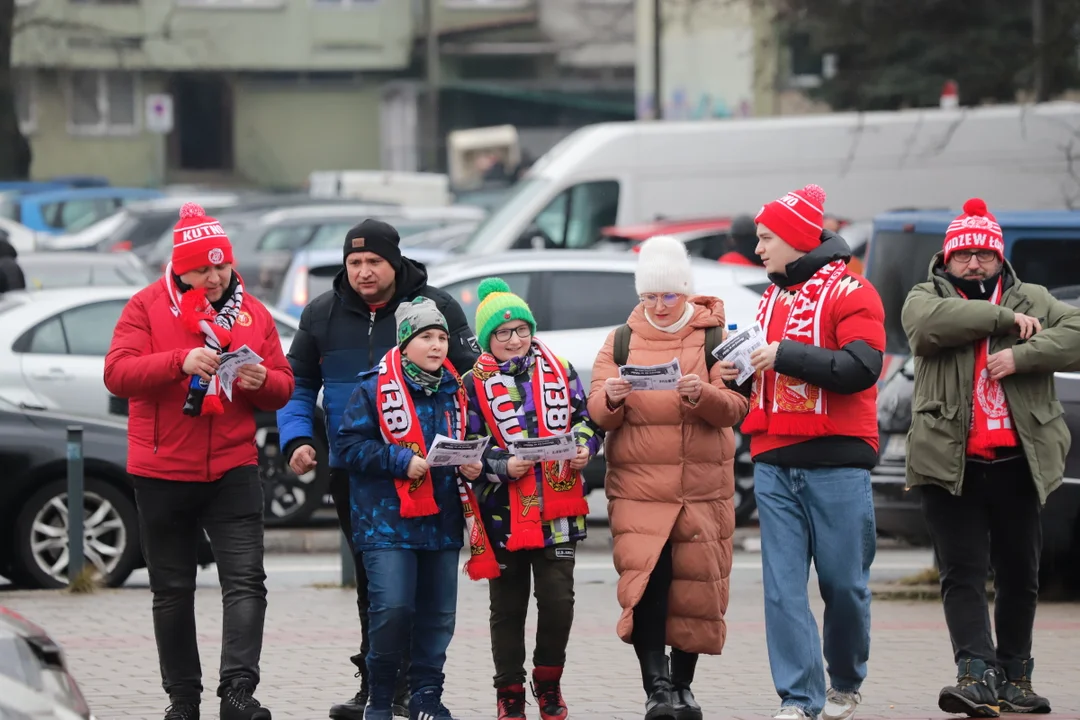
[3,544,1079,720]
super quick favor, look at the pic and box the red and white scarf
[743,260,847,437]
[472,339,588,551]
[375,346,500,580]
[165,263,243,416]
[960,278,1020,459]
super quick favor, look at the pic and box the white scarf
[645,302,694,334]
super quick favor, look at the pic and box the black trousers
[920,456,1042,667]
[630,541,698,669]
[488,542,576,687]
[329,469,409,694]
[134,466,267,703]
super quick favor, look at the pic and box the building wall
[232,79,382,188]
[27,71,165,186]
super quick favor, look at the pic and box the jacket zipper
[368,310,376,367]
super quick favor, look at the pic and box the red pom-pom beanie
[755,184,828,253]
[172,202,234,275]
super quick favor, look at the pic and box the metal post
[653,0,663,120]
[66,426,85,584]
[340,534,355,587]
[1032,0,1046,102]
[424,0,441,172]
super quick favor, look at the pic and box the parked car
[0,287,330,527]
[0,187,165,235]
[18,252,155,290]
[424,251,767,522]
[597,217,735,260]
[872,295,1080,593]
[0,216,42,254]
[0,605,95,718]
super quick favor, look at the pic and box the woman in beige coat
[588,236,749,720]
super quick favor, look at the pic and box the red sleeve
[242,307,295,411]
[832,275,886,351]
[104,293,186,398]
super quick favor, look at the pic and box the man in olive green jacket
[901,198,1080,719]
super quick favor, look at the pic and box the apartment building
[12,0,635,188]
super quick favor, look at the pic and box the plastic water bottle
[728,323,738,332]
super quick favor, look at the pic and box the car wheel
[733,430,757,526]
[12,478,141,590]
[257,424,329,527]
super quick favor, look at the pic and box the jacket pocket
[1031,400,1065,425]
[907,400,964,484]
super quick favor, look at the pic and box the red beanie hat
[943,198,1004,262]
[755,184,827,253]
[171,202,234,275]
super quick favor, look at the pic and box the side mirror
[514,224,548,250]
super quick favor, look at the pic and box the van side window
[1010,238,1079,292]
[523,181,620,250]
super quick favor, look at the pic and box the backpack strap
[704,325,722,373]
[613,324,631,367]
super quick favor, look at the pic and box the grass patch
[65,567,101,595]
[896,566,940,586]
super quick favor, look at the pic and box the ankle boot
[998,658,1051,714]
[637,651,677,720]
[670,650,702,720]
[330,653,368,720]
[938,658,1001,718]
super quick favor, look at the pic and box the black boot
[330,653,369,720]
[637,651,677,720]
[670,650,702,720]
[938,659,1001,718]
[164,702,199,720]
[219,680,271,720]
[998,658,1051,714]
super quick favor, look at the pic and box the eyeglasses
[951,250,998,263]
[639,293,683,307]
[493,325,532,343]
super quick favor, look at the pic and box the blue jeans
[754,462,876,716]
[362,548,459,709]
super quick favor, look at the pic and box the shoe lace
[533,680,564,712]
[827,688,862,705]
[226,684,260,710]
[497,689,526,715]
[164,703,197,720]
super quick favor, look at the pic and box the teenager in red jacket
[717,185,884,720]
[104,203,294,720]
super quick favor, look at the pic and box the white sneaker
[822,688,861,720]
[773,706,816,720]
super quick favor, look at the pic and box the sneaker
[938,659,1000,718]
[822,688,861,720]
[219,682,271,720]
[496,684,527,720]
[409,687,456,720]
[164,702,200,720]
[531,666,568,720]
[998,658,1051,714]
[772,707,815,720]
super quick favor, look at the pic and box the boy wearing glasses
[462,278,602,720]
[902,198,1080,718]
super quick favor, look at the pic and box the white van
[457,102,1080,256]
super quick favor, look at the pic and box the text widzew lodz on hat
[943,197,1005,263]
[167,202,243,416]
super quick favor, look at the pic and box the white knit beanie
[634,235,695,295]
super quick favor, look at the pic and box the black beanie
[344,218,402,268]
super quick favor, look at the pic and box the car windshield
[866,230,944,355]
[458,177,550,254]
[22,258,154,289]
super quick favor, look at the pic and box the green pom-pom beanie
[474,277,536,352]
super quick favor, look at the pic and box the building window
[14,70,36,135]
[67,71,139,135]
[311,0,381,7]
[175,0,285,7]
[443,0,530,7]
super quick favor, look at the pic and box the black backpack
[612,324,723,371]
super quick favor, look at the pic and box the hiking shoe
[938,659,1000,718]
[531,666,568,720]
[772,706,815,720]
[496,684,527,719]
[220,681,271,720]
[822,688,861,720]
[164,702,200,720]
[409,687,456,720]
[998,658,1051,714]
[331,653,369,720]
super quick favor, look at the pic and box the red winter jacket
[104,277,294,482]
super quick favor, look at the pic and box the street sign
[145,93,174,134]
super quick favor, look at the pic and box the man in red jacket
[104,203,295,720]
[718,185,884,720]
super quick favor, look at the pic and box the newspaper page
[618,358,682,390]
[215,345,264,401]
[711,323,767,385]
[426,435,490,467]
[508,433,578,462]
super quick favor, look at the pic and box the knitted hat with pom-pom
[943,197,1004,262]
[172,202,234,275]
[754,183,828,253]
[473,277,536,352]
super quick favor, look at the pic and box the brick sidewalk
[4,564,1079,720]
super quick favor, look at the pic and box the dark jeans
[362,548,459,709]
[920,456,1042,667]
[134,466,267,704]
[630,541,699,670]
[488,542,576,687]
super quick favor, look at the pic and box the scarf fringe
[395,492,439,519]
[201,393,225,416]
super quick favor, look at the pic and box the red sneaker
[496,684,527,720]
[531,666,568,720]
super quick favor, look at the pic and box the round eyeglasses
[639,293,683,307]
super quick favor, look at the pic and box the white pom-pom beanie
[634,235,695,295]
